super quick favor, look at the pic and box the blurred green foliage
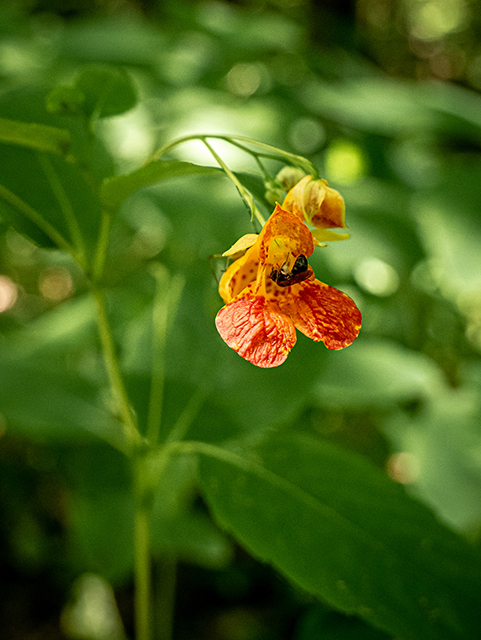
[1,1,481,639]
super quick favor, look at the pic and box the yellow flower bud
[282,175,348,234]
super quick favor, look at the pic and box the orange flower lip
[215,204,362,368]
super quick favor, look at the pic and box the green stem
[92,208,112,282]
[146,267,185,446]
[151,133,316,177]
[227,135,318,176]
[201,138,266,227]
[155,557,177,640]
[134,461,153,640]
[92,286,141,451]
[149,133,206,162]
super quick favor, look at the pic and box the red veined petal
[215,295,297,368]
[280,279,362,350]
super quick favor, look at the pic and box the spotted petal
[280,279,362,350]
[215,294,297,368]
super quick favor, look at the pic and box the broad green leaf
[414,161,481,302]
[74,64,137,119]
[57,16,165,66]
[0,116,71,155]
[45,85,86,117]
[150,510,233,569]
[100,159,220,210]
[302,78,434,136]
[198,432,481,640]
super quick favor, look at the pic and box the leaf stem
[150,133,317,177]
[201,138,266,227]
[92,209,112,282]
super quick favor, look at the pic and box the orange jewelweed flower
[215,204,362,368]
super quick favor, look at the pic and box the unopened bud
[275,166,307,192]
[282,174,347,232]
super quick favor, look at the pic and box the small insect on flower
[269,254,310,287]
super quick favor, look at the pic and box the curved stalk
[201,138,266,227]
[134,457,153,640]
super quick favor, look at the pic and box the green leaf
[74,64,137,119]
[198,433,481,640]
[100,159,220,210]
[68,489,134,583]
[0,116,71,155]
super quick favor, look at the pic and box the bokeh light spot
[289,117,325,153]
[61,573,125,640]
[226,63,264,97]
[0,275,18,312]
[407,0,468,42]
[324,140,367,185]
[387,452,421,484]
[354,257,400,296]
[38,267,73,302]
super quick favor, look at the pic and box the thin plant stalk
[201,138,266,227]
[92,286,141,450]
[134,462,153,640]
[146,266,185,446]
[155,557,177,640]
